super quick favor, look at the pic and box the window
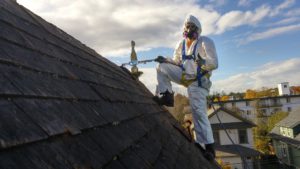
[246,110,251,115]
[284,85,287,88]
[213,131,220,145]
[282,144,287,157]
[231,102,236,107]
[238,129,248,144]
[286,97,291,103]
[261,109,267,115]
[246,101,250,106]
[274,108,282,112]
[288,107,292,112]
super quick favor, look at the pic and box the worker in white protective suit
[153,14,218,160]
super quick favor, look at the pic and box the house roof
[269,133,300,147]
[216,145,261,157]
[211,122,255,130]
[272,107,300,128]
[208,107,256,128]
[0,1,218,168]
[270,107,300,145]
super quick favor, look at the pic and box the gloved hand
[155,55,167,63]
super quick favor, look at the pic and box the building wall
[247,128,254,148]
[218,128,254,148]
[219,129,239,145]
[272,140,291,166]
[281,97,300,113]
[290,145,300,168]
[215,96,300,121]
[272,139,300,168]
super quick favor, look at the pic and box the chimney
[278,82,290,96]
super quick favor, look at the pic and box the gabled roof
[0,1,218,168]
[216,145,261,157]
[270,107,300,144]
[269,133,300,147]
[211,122,255,130]
[273,107,300,128]
[208,107,256,128]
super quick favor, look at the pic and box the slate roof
[269,133,300,147]
[208,107,257,128]
[0,1,218,169]
[211,122,255,130]
[270,107,300,145]
[216,145,261,157]
[272,107,300,128]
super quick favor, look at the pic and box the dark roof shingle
[0,0,219,168]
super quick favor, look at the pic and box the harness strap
[181,39,206,87]
[182,39,198,60]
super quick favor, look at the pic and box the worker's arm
[200,37,218,71]
[172,40,183,65]
[155,40,182,66]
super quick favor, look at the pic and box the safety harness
[180,39,209,87]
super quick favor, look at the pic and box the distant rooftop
[213,94,300,103]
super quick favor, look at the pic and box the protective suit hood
[184,14,202,35]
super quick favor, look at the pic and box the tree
[220,95,229,101]
[244,87,279,99]
[254,111,289,154]
[291,86,300,94]
[245,89,257,99]
[266,111,289,132]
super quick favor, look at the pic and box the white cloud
[139,68,157,94]
[268,17,300,27]
[217,0,296,34]
[270,0,295,17]
[17,0,220,57]
[216,5,271,34]
[211,58,300,93]
[285,7,300,17]
[208,0,227,6]
[238,0,251,7]
[242,23,300,44]
[17,0,297,57]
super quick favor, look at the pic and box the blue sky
[18,0,300,94]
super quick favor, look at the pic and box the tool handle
[138,59,155,64]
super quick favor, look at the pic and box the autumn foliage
[291,86,300,94]
[254,111,289,154]
[244,88,278,99]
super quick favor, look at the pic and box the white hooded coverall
[156,15,218,144]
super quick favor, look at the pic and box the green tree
[254,111,289,154]
[266,111,289,132]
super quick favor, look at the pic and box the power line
[209,97,251,169]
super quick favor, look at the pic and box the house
[212,93,300,121]
[0,1,219,168]
[208,107,261,169]
[269,107,300,168]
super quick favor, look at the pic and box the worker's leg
[156,63,182,94]
[188,82,214,144]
